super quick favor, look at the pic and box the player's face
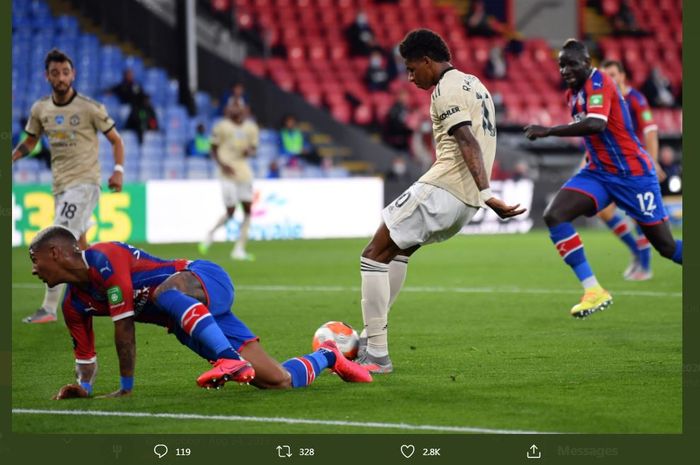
[405,57,432,90]
[602,66,624,87]
[29,246,63,287]
[558,50,589,90]
[46,61,75,96]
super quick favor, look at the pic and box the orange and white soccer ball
[312,321,359,360]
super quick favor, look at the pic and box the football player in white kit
[356,29,526,372]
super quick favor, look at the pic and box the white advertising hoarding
[146,178,385,243]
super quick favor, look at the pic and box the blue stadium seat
[164,106,189,140]
[186,158,211,179]
[162,159,185,179]
[55,15,79,37]
[139,159,163,181]
[166,79,179,107]
[37,168,53,185]
[194,91,213,117]
[143,131,164,148]
[123,55,145,81]
[120,130,139,150]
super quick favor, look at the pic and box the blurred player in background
[356,29,525,373]
[524,40,682,318]
[28,226,371,399]
[11,48,124,324]
[199,101,259,261]
[598,59,663,281]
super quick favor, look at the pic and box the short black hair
[44,48,74,71]
[399,29,451,62]
[601,59,625,73]
[561,39,589,58]
[29,226,77,252]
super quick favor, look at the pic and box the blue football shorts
[562,168,668,225]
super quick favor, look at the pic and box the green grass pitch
[11,230,681,433]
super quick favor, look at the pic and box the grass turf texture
[12,230,681,433]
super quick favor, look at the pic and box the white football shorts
[382,182,479,250]
[221,178,253,207]
[53,183,100,238]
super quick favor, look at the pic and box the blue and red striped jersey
[62,242,189,362]
[567,68,655,176]
[625,87,657,143]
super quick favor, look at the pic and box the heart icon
[400,444,415,458]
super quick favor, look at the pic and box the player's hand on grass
[108,171,123,192]
[523,124,551,140]
[485,197,527,219]
[52,384,90,400]
[97,389,132,399]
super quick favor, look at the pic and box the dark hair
[601,59,625,73]
[44,48,74,71]
[561,39,589,58]
[399,29,451,62]
[29,225,77,251]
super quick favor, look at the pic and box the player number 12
[636,192,656,216]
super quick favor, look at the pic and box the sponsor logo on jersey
[642,110,653,121]
[70,114,80,126]
[107,286,124,307]
[438,106,460,120]
[55,115,64,125]
[589,94,603,108]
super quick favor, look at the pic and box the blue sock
[155,289,240,360]
[605,215,639,257]
[549,222,597,287]
[635,225,652,270]
[281,349,336,388]
[672,240,682,264]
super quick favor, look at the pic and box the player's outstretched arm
[453,125,527,219]
[523,117,606,140]
[102,317,136,398]
[105,127,124,192]
[11,135,38,162]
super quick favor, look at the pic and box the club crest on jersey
[589,94,603,108]
[70,114,80,126]
[642,110,653,121]
[439,106,460,120]
[107,286,124,307]
[55,115,64,125]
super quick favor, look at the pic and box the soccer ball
[312,321,359,360]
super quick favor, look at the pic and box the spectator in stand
[410,118,435,173]
[125,93,159,144]
[611,0,648,36]
[187,123,212,158]
[278,114,319,166]
[386,45,406,83]
[345,11,376,57]
[463,0,505,37]
[365,49,391,92]
[109,68,144,106]
[485,45,507,80]
[383,89,413,152]
[658,146,682,196]
[642,67,676,108]
[209,0,235,32]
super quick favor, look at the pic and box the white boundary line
[12,282,681,298]
[12,408,563,434]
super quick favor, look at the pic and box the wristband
[120,376,134,391]
[113,164,124,173]
[80,381,93,395]
[479,188,493,203]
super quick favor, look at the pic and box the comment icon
[154,444,169,459]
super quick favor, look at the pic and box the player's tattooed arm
[524,117,606,140]
[11,134,38,162]
[453,125,489,190]
[454,125,526,219]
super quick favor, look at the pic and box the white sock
[388,255,409,308]
[41,283,65,315]
[205,214,230,245]
[360,257,390,357]
[234,215,251,254]
[582,276,600,289]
